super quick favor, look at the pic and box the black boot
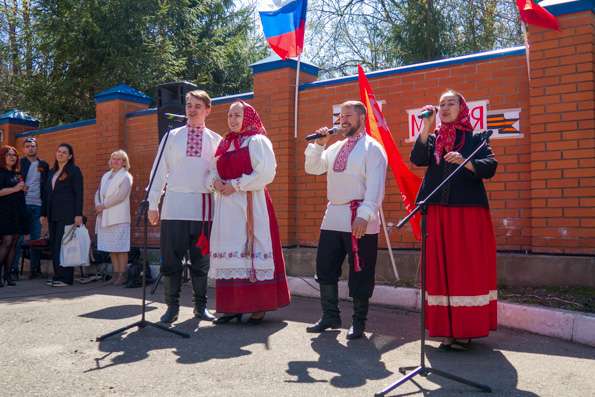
[4,272,16,286]
[191,274,216,321]
[306,284,341,333]
[346,297,369,340]
[29,263,41,279]
[160,275,181,324]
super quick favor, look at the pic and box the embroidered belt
[349,200,363,273]
[329,199,364,206]
[195,193,212,255]
[246,191,256,282]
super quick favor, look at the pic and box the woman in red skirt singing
[411,89,498,351]
[209,101,290,324]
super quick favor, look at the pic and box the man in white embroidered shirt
[148,90,222,324]
[304,100,387,339]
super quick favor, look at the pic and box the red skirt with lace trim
[215,190,291,313]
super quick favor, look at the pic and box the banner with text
[407,100,489,141]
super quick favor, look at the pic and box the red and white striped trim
[425,290,498,307]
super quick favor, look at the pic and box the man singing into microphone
[304,100,387,339]
[148,90,222,324]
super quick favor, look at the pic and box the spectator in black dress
[40,143,84,287]
[0,145,30,287]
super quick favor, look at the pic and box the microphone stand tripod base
[96,199,190,341]
[375,366,492,396]
[96,318,190,341]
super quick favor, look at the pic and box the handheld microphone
[305,127,339,141]
[417,107,437,119]
[164,112,187,121]
[482,129,493,140]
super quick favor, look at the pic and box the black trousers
[315,230,378,299]
[49,220,74,284]
[160,220,210,277]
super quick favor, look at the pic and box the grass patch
[498,286,594,313]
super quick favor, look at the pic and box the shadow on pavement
[377,344,540,396]
[80,304,158,320]
[88,319,288,372]
[286,331,396,388]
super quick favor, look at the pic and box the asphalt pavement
[0,279,593,396]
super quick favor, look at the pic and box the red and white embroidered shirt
[305,133,387,234]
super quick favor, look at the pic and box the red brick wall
[295,54,531,250]
[1,123,34,146]
[15,123,100,233]
[526,11,595,254]
[124,112,160,246]
[9,10,594,255]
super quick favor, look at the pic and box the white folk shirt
[148,126,222,221]
[305,133,387,234]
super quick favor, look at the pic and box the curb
[287,276,595,348]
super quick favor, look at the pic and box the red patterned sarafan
[186,125,204,157]
[333,132,364,172]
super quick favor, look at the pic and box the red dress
[214,146,291,313]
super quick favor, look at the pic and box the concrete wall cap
[300,46,526,91]
[251,53,319,77]
[540,0,595,16]
[0,109,39,127]
[95,84,152,105]
[16,118,96,138]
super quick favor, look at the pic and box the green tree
[389,0,454,65]
[1,0,266,126]
[304,0,523,77]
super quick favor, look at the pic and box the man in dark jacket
[13,137,49,278]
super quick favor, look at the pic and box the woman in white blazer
[95,150,133,285]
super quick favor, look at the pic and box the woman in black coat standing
[41,143,84,287]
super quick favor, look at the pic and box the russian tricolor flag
[258,0,307,60]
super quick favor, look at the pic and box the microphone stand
[376,131,493,396]
[97,122,189,341]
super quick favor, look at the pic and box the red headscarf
[215,101,266,157]
[434,93,473,164]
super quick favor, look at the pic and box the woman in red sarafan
[209,101,290,324]
[410,90,498,351]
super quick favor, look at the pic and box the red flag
[357,65,422,240]
[516,0,560,31]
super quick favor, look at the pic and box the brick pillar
[92,85,151,233]
[250,55,319,245]
[527,1,595,254]
[0,110,39,146]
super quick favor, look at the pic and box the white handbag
[60,225,91,267]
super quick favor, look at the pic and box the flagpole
[380,207,400,281]
[521,22,531,81]
[293,54,301,139]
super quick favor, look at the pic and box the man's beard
[344,120,361,137]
